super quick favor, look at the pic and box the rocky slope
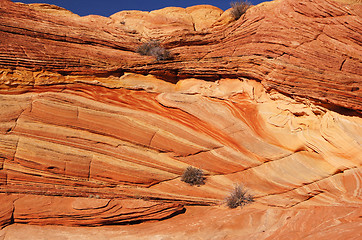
[0,0,361,239]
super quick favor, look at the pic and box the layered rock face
[0,0,361,239]
[1,0,361,110]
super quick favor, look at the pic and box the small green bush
[137,40,172,61]
[230,0,251,20]
[181,166,205,186]
[225,184,254,208]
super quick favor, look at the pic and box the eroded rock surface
[0,0,361,239]
[0,72,361,236]
[0,0,361,110]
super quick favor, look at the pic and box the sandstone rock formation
[1,0,361,110]
[0,0,361,239]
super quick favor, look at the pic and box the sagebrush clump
[225,184,254,208]
[230,0,251,20]
[137,40,172,61]
[181,166,205,186]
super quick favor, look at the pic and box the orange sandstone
[0,0,361,239]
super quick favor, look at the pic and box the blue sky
[17,0,268,17]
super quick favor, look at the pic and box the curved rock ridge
[1,194,184,227]
[0,0,361,110]
[0,72,361,231]
[15,2,80,17]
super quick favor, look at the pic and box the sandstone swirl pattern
[0,0,361,239]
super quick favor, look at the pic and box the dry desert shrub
[181,166,205,186]
[137,40,172,61]
[230,0,251,20]
[225,184,254,208]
